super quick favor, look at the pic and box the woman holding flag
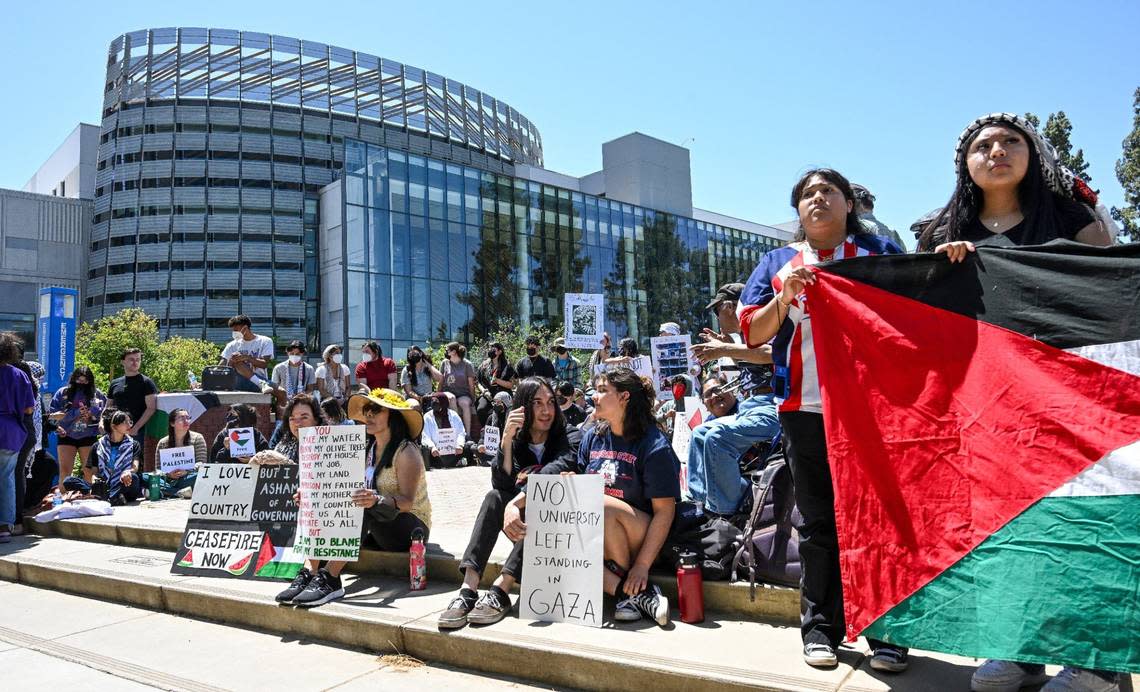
[738,168,907,671]
[920,113,1116,692]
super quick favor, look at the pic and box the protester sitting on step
[252,394,326,465]
[320,397,349,426]
[438,377,578,629]
[209,404,270,463]
[151,407,206,498]
[476,391,513,465]
[277,388,430,608]
[220,315,275,394]
[315,344,351,408]
[400,345,441,409]
[48,366,106,493]
[421,393,467,469]
[85,409,142,505]
[503,368,678,626]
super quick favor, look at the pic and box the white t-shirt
[315,363,349,400]
[221,335,275,380]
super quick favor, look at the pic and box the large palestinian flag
[807,241,1140,673]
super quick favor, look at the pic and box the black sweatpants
[459,488,525,580]
[780,411,897,652]
[362,511,428,552]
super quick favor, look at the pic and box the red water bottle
[409,528,427,591]
[676,550,704,624]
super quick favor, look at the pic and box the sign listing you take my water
[294,425,367,561]
[520,474,604,628]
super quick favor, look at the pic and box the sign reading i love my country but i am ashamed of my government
[294,425,367,561]
[171,463,302,580]
[520,474,604,628]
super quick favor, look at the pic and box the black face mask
[408,353,421,364]
[224,414,238,427]
[487,350,497,360]
[526,347,537,356]
[432,400,449,414]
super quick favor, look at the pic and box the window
[4,237,37,251]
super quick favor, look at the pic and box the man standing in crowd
[550,338,581,387]
[220,315,275,393]
[688,283,780,516]
[108,347,158,449]
[514,335,555,380]
[355,341,397,390]
[852,184,906,249]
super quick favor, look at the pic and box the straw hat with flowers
[347,388,424,439]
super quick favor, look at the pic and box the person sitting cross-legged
[438,377,580,629]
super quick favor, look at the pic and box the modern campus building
[79,27,789,355]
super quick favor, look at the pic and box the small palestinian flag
[808,242,1140,673]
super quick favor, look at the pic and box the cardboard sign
[482,426,500,457]
[520,474,604,628]
[159,446,197,474]
[564,293,605,350]
[435,426,458,453]
[294,425,367,561]
[227,427,257,457]
[171,464,302,581]
[650,335,697,401]
[672,413,692,496]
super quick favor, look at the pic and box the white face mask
[332,354,343,364]
[361,353,373,363]
[231,331,244,341]
[288,354,302,364]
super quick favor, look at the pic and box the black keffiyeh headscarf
[954,112,1098,207]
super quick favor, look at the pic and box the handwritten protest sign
[482,426,500,457]
[435,426,458,453]
[521,474,604,628]
[158,446,196,474]
[227,427,257,457]
[564,293,605,349]
[294,425,366,561]
[171,464,302,580]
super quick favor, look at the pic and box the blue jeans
[0,448,18,526]
[686,393,780,515]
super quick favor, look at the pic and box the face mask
[407,353,421,364]
[672,383,687,401]
[361,353,373,363]
[331,354,343,364]
[231,331,243,341]
[224,414,238,426]
[487,350,496,360]
[288,354,302,364]
[433,400,449,413]
[526,347,537,356]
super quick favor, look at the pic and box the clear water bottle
[187,370,199,390]
[52,487,63,508]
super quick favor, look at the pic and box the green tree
[1042,111,1091,183]
[150,336,221,392]
[1112,88,1140,242]
[1023,112,1040,129]
[75,308,159,390]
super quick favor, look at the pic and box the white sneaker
[971,659,1049,692]
[613,596,641,621]
[1041,667,1119,692]
[803,642,837,668]
[176,486,194,499]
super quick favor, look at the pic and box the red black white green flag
[807,242,1140,673]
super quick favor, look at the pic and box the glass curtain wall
[342,139,778,357]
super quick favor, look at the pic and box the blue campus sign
[37,287,78,395]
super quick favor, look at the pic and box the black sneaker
[869,645,909,673]
[467,586,511,625]
[623,584,669,627]
[292,568,344,607]
[438,588,479,629]
[275,568,313,604]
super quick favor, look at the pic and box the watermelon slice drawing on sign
[226,552,253,576]
[177,550,194,568]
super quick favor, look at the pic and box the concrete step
[24,499,800,627]
[0,534,948,692]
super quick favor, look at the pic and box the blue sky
[3,1,1137,248]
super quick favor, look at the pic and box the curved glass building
[84,27,788,354]
[86,27,543,346]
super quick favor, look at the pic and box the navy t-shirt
[576,425,680,515]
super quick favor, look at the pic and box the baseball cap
[704,283,744,311]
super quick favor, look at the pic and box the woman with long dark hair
[152,407,207,498]
[399,345,441,407]
[209,404,270,463]
[918,113,1112,254]
[739,168,906,670]
[438,376,576,629]
[277,388,430,608]
[251,394,327,465]
[86,409,142,505]
[475,342,515,425]
[48,366,106,491]
[920,114,1117,692]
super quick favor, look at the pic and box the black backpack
[661,502,742,581]
[732,452,802,596]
